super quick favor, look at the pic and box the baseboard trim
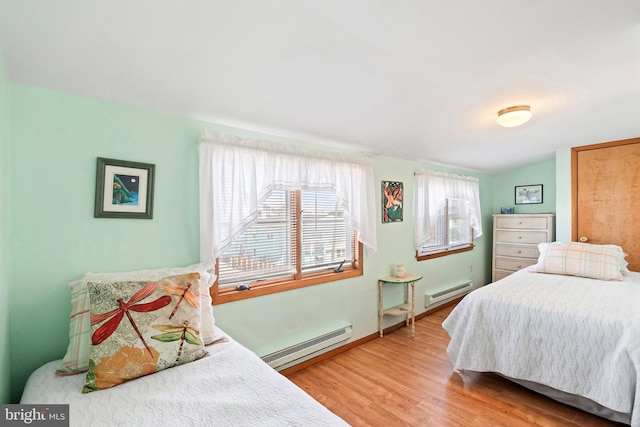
[280,296,462,376]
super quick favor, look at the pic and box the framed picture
[94,157,155,219]
[515,184,543,205]
[382,181,403,223]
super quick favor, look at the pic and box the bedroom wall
[0,53,11,404]
[7,83,494,402]
[491,158,556,215]
[554,148,572,241]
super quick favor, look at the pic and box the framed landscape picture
[94,157,155,218]
[515,184,543,205]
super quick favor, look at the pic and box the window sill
[213,267,362,304]
[416,244,474,261]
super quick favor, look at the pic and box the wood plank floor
[286,303,627,427]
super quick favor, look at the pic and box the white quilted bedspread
[443,267,640,426]
[20,329,347,427]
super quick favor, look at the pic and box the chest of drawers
[492,214,555,282]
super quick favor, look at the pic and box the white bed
[443,265,640,426]
[20,328,347,427]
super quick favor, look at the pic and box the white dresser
[492,214,555,282]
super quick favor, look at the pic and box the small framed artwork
[382,180,403,223]
[515,184,543,205]
[94,157,155,219]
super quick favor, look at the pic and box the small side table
[378,274,422,338]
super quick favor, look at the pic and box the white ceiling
[1,1,639,173]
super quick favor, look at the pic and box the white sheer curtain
[198,131,377,263]
[413,169,482,250]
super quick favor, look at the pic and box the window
[217,189,358,293]
[414,170,482,260]
[417,198,473,258]
[198,132,375,304]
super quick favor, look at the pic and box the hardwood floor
[286,303,626,427]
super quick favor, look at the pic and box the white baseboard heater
[261,325,353,370]
[425,281,472,307]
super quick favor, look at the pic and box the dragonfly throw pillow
[57,262,218,376]
[82,272,208,393]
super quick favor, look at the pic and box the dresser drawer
[496,216,550,230]
[495,257,537,272]
[494,244,540,259]
[493,269,514,282]
[495,230,549,244]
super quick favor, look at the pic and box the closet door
[573,138,640,271]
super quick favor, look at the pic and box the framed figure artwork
[382,181,403,223]
[94,157,155,219]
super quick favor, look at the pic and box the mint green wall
[8,84,207,402]
[7,83,495,401]
[491,158,556,215]
[554,149,572,241]
[0,53,11,404]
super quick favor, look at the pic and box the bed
[20,328,347,427]
[443,242,640,426]
[19,264,347,427]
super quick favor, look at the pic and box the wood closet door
[573,138,640,271]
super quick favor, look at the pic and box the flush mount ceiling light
[497,105,532,127]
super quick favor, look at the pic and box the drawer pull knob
[517,251,522,254]
[580,236,589,242]
[518,236,522,239]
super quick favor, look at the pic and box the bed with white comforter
[20,328,347,427]
[443,266,640,426]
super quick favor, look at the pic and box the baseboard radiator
[261,325,353,370]
[425,281,472,307]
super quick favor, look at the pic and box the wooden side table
[378,274,422,338]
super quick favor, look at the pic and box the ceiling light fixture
[497,105,532,127]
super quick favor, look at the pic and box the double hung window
[414,170,482,260]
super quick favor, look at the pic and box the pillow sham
[57,262,217,375]
[533,242,626,281]
[82,272,208,392]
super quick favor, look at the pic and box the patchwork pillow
[533,242,627,281]
[82,273,208,392]
[57,263,217,375]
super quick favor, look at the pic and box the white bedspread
[443,267,640,426]
[20,329,347,427]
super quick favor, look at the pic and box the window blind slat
[219,189,354,287]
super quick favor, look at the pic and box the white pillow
[57,262,217,375]
[534,242,627,281]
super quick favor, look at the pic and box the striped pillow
[534,242,626,281]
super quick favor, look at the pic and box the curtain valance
[413,169,482,250]
[198,131,377,263]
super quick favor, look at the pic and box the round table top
[378,274,422,284]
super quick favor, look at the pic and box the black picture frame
[94,157,155,219]
[514,184,543,205]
